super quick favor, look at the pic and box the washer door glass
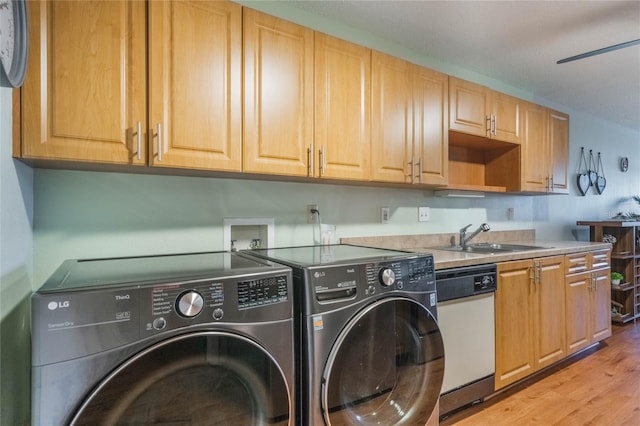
[72,332,291,425]
[322,298,444,425]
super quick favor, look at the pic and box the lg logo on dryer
[47,301,70,310]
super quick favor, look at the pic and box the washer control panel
[140,272,291,337]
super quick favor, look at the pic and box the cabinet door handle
[407,159,414,183]
[134,121,142,160]
[550,174,554,191]
[486,115,492,136]
[156,123,163,162]
[415,158,422,183]
[308,143,315,177]
[529,266,535,290]
[319,145,325,177]
[492,115,497,135]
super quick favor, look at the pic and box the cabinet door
[149,0,241,171]
[315,33,371,180]
[534,256,566,369]
[490,92,521,144]
[413,66,448,186]
[520,102,550,192]
[565,271,591,355]
[495,259,536,390]
[548,109,570,194]
[448,77,488,138]
[21,1,146,164]
[591,268,612,342]
[371,51,412,182]
[243,9,314,176]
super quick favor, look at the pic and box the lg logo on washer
[47,301,70,311]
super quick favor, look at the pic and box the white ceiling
[288,0,640,131]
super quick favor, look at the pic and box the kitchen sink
[433,243,552,254]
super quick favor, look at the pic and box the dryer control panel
[304,254,435,314]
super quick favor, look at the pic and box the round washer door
[71,332,291,425]
[322,297,444,425]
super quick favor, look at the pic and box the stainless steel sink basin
[433,243,552,254]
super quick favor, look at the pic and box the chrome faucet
[459,223,490,248]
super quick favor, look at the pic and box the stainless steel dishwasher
[436,263,497,417]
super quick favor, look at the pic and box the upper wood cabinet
[548,109,569,193]
[413,66,449,186]
[520,102,550,192]
[449,77,521,144]
[371,51,448,185]
[371,52,412,183]
[243,9,314,177]
[520,103,569,193]
[20,1,147,164]
[314,33,371,181]
[148,1,242,171]
[20,0,242,172]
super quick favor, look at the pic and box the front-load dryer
[31,252,294,425]
[242,244,445,426]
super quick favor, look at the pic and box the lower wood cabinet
[495,250,611,391]
[565,250,612,354]
[495,255,566,390]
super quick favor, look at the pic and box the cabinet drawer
[565,252,589,274]
[590,249,611,270]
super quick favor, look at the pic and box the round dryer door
[321,297,444,425]
[71,332,291,425]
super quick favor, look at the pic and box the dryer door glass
[71,332,291,425]
[321,298,444,425]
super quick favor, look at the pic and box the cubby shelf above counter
[13,0,569,196]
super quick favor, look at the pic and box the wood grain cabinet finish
[314,33,371,180]
[149,0,242,171]
[449,77,520,144]
[495,255,566,390]
[520,103,569,193]
[520,102,550,192]
[548,109,570,193]
[371,51,448,185]
[20,1,146,164]
[243,9,314,177]
[565,250,611,355]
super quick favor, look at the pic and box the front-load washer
[242,244,445,426]
[31,252,294,425]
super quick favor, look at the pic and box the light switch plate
[381,207,390,224]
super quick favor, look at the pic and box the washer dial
[176,291,204,318]
[379,267,396,287]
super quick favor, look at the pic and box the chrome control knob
[379,267,396,287]
[176,291,204,318]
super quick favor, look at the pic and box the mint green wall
[32,2,640,285]
[1,86,33,424]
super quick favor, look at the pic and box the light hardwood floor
[441,323,640,425]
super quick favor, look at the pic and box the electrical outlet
[381,207,390,224]
[507,207,515,221]
[308,204,319,224]
[418,207,430,222]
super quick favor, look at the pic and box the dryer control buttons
[379,267,396,287]
[176,291,204,318]
[213,308,224,320]
[152,317,167,330]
